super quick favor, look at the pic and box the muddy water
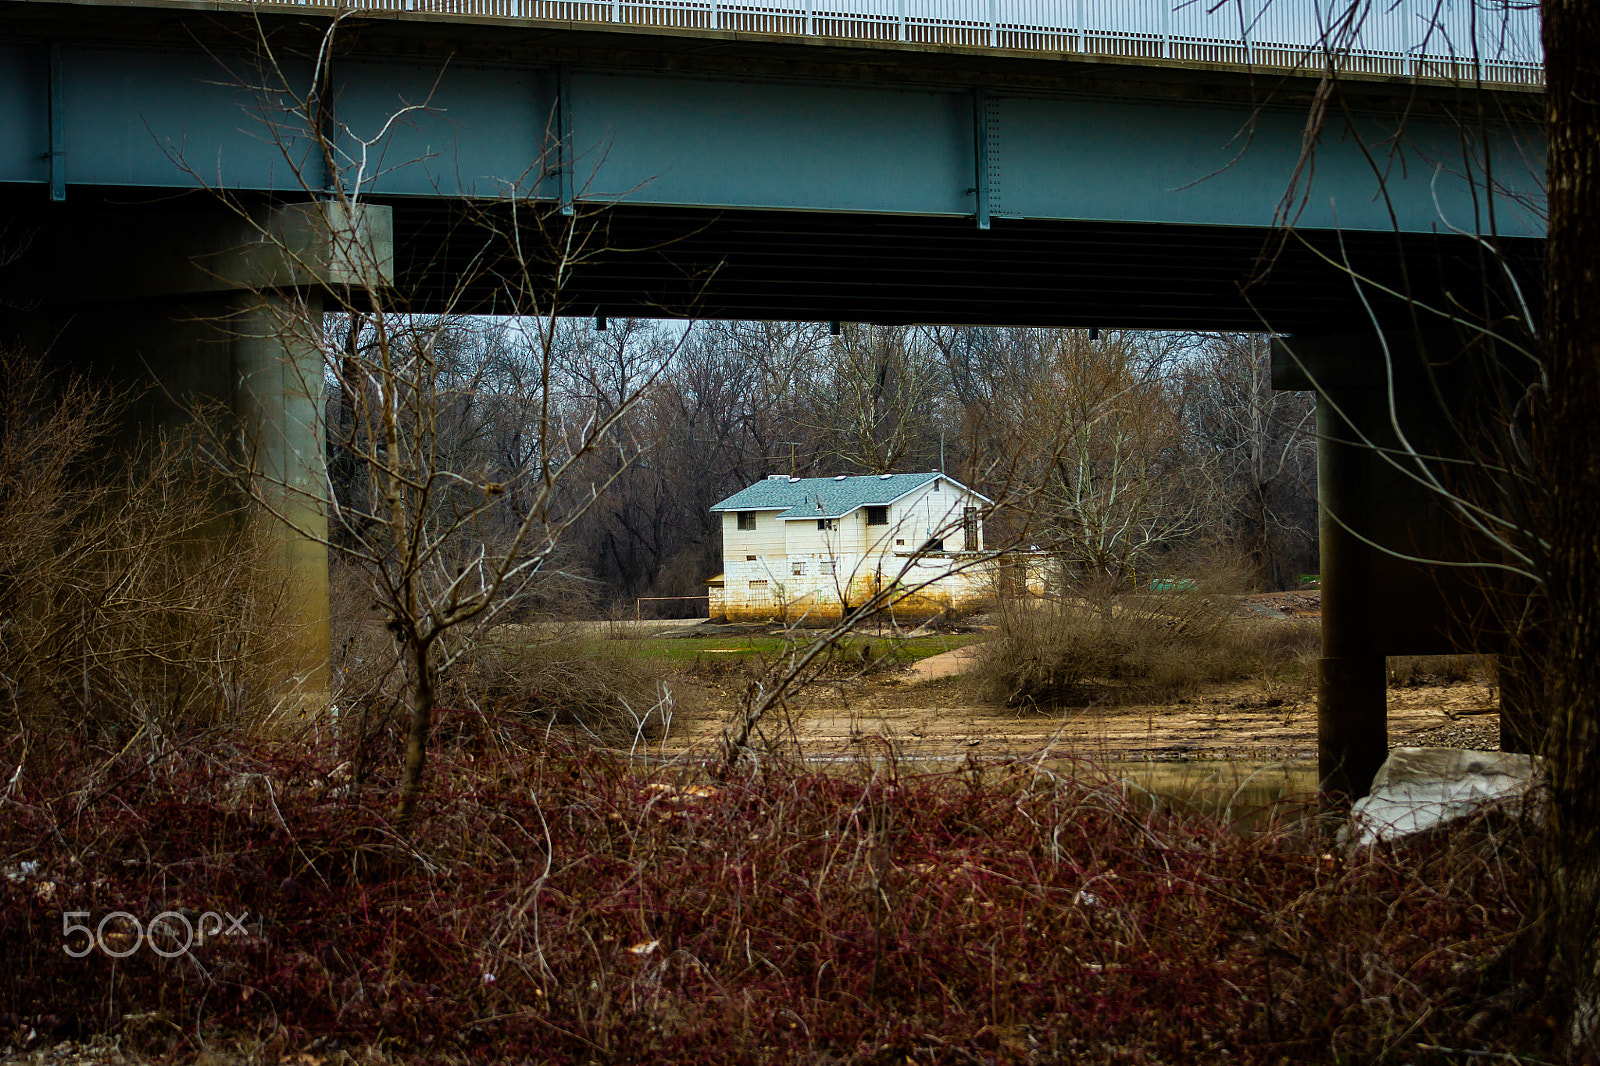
[1107,759,1321,832]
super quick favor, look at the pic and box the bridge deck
[12,0,1545,86]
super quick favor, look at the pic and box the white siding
[722,510,787,558]
[859,481,986,555]
[721,510,791,615]
[782,517,835,559]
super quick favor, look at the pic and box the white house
[706,471,995,622]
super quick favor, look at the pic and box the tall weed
[978,586,1319,706]
[0,351,295,748]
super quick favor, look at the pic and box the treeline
[325,318,1318,614]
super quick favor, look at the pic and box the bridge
[257,0,1548,84]
[0,0,1548,794]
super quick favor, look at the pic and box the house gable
[863,478,986,555]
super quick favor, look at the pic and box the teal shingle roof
[711,472,988,520]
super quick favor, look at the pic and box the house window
[896,539,906,546]
[817,518,835,531]
[866,505,889,526]
[746,555,757,562]
[749,579,768,589]
[921,537,944,553]
[963,507,979,551]
[792,561,806,576]
[933,480,941,492]
[737,511,756,530]
[821,559,837,576]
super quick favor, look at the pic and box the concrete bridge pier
[1275,331,1531,798]
[1313,377,1389,802]
[4,201,393,708]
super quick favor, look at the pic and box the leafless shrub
[324,560,407,771]
[455,628,673,748]
[976,577,1319,707]
[0,350,296,749]
[1387,653,1487,688]
[323,558,660,766]
[183,12,696,823]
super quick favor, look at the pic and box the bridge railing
[276,0,1549,85]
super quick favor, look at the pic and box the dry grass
[326,579,677,760]
[976,586,1320,708]
[1389,653,1489,688]
[458,630,675,747]
[0,350,297,750]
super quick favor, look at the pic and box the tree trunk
[330,315,364,548]
[1539,0,1600,1050]
[1249,482,1272,590]
[396,637,437,826]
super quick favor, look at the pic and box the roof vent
[768,474,788,481]
[788,476,800,482]
[879,473,894,479]
[834,475,847,481]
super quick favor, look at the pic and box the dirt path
[902,643,986,682]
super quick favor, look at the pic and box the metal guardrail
[283,0,1544,85]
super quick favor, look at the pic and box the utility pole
[771,441,804,476]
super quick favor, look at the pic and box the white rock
[1341,746,1540,848]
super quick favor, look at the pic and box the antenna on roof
[940,430,945,474]
[768,441,803,477]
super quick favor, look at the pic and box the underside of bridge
[388,200,1544,332]
[0,1,1549,795]
[0,186,1543,333]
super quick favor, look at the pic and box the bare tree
[930,325,1044,487]
[193,14,685,824]
[714,319,835,477]
[1022,331,1211,589]
[1533,0,1600,1050]
[798,324,943,474]
[1181,333,1317,589]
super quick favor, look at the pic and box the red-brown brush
[0,730,1556,1064]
